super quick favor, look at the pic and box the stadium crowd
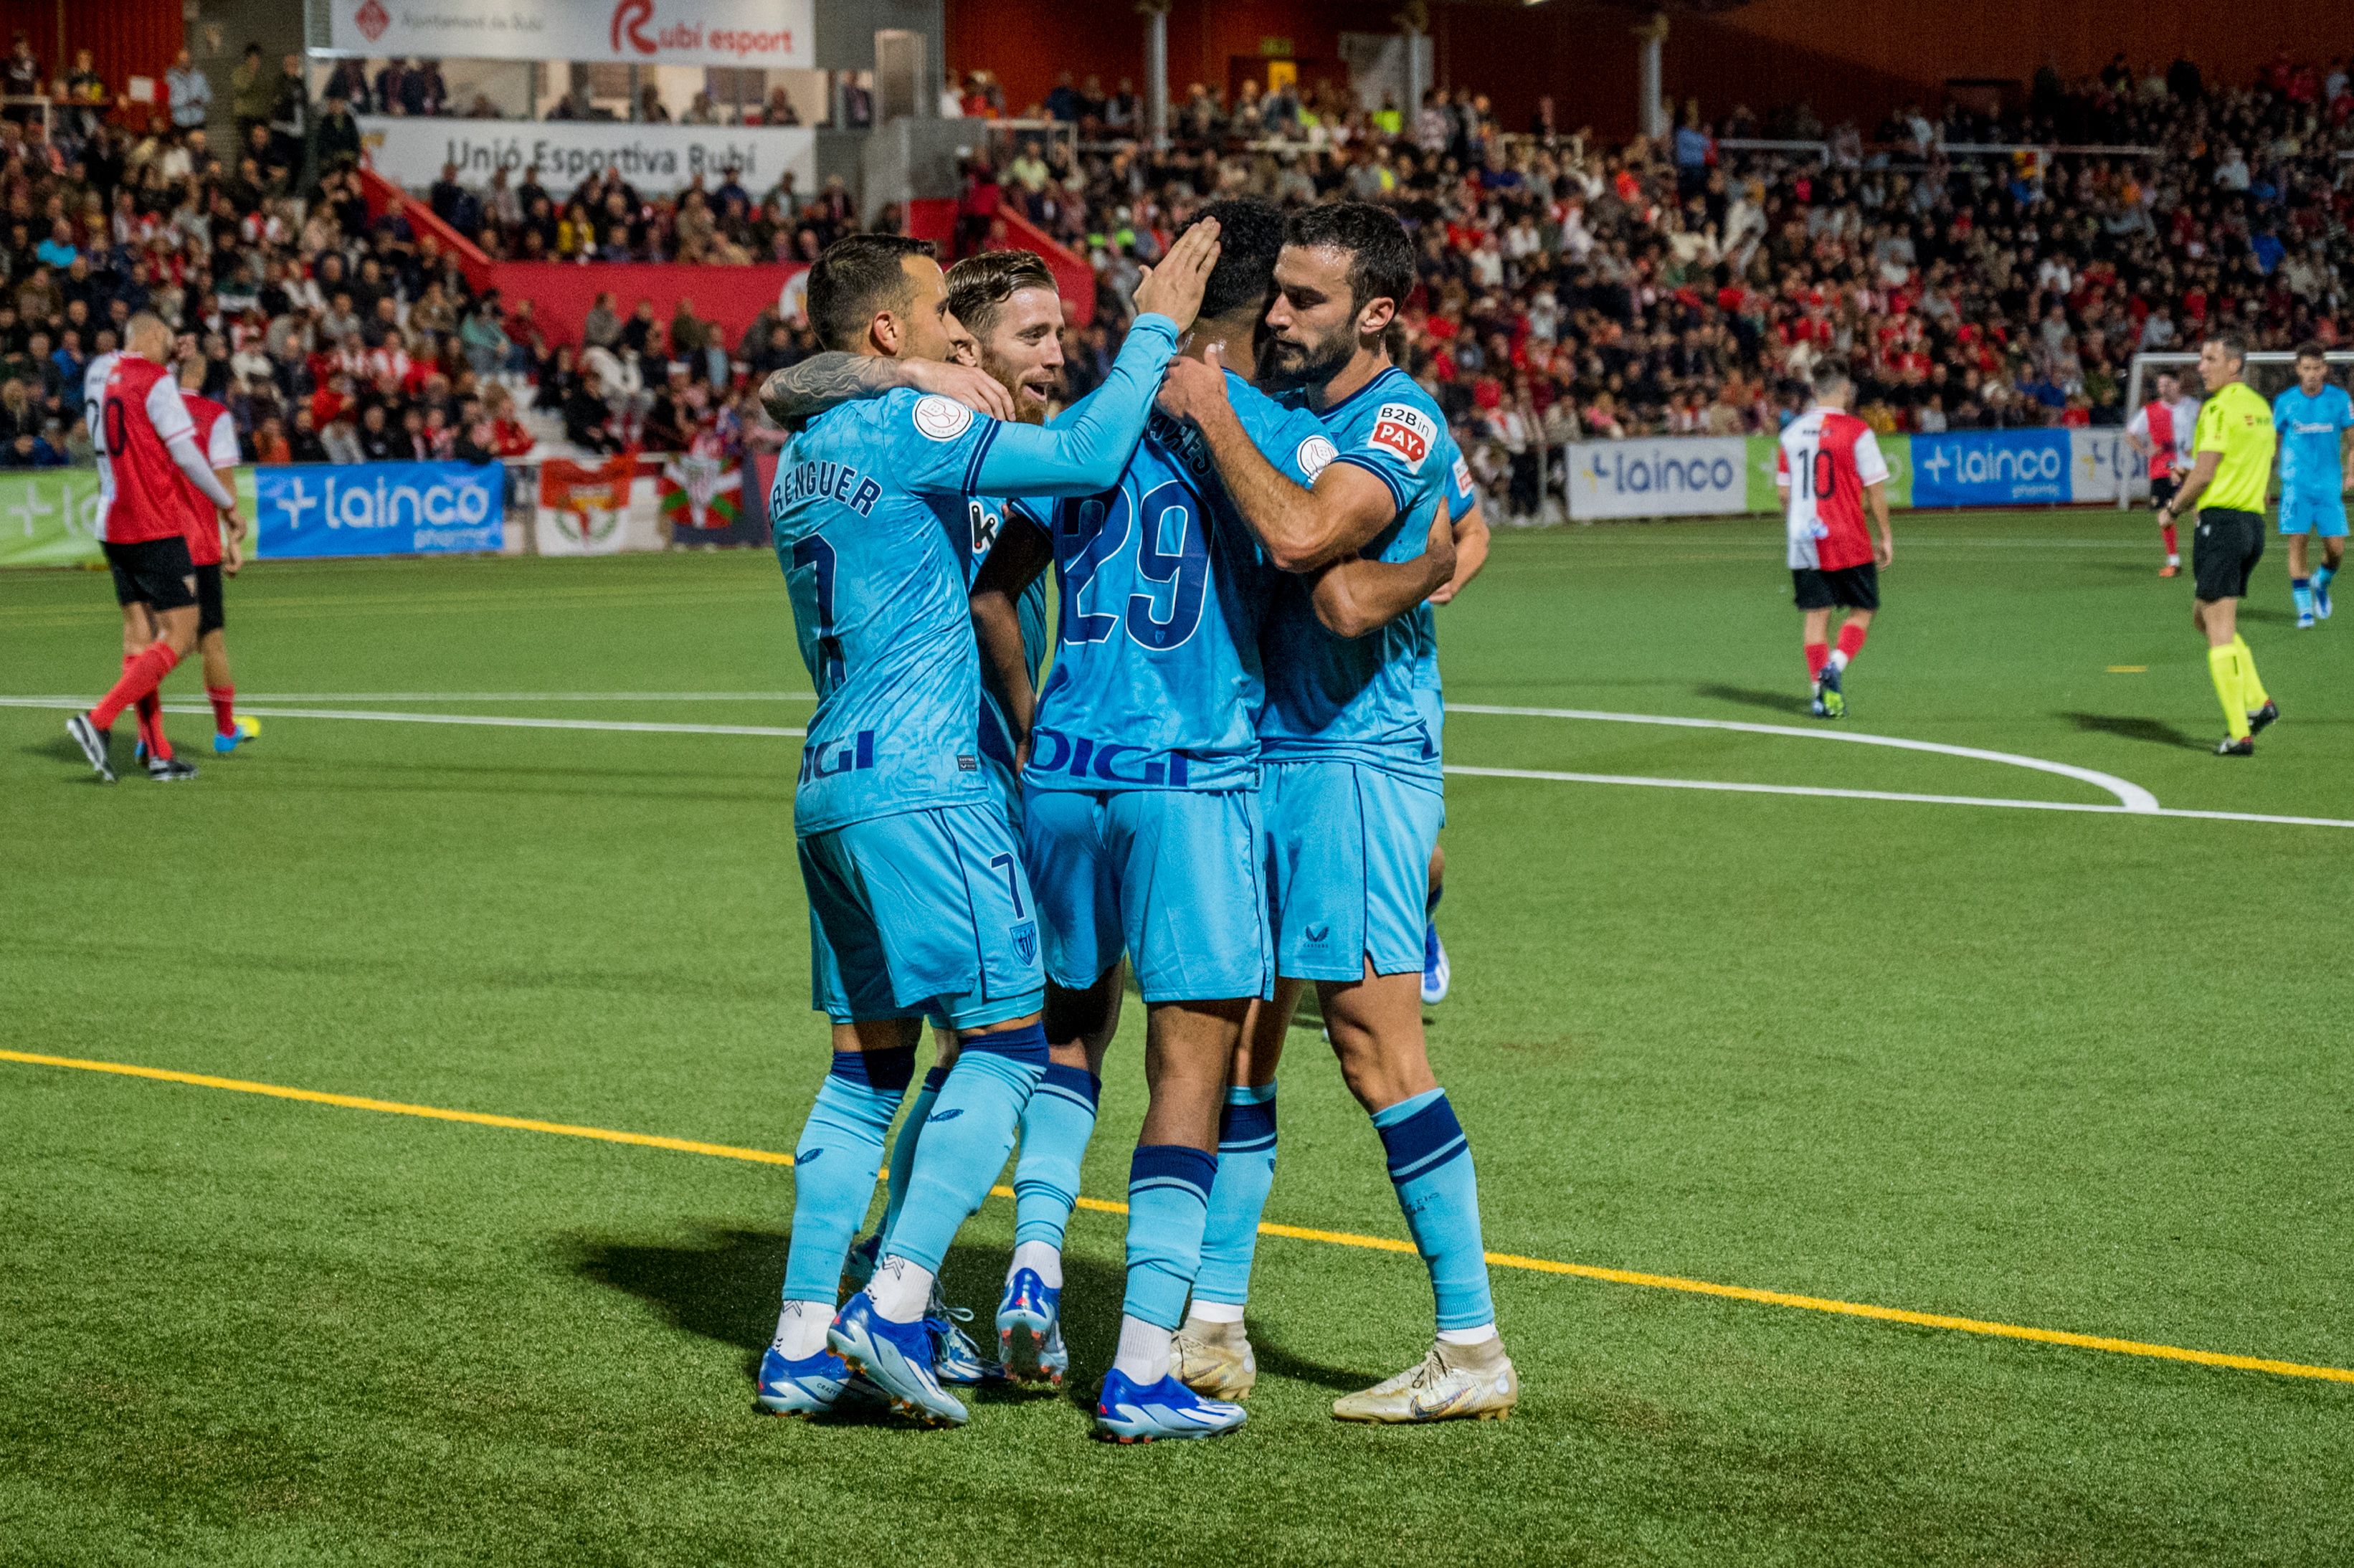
[9,37,2354,512]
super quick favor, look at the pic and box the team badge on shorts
[1012,921,1038,964]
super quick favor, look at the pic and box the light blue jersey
[964,493,1051,786]
[1261,366,1456,781]
[769,313,1179,838]
[1026,371,1334,794]
[2273,383,2354,497]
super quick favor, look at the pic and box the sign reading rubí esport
[361,118,816,197]
[256,463,504,559]
[331,0,812,70]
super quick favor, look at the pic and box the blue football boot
[2315,576,2335,619]
[928,1291,1007,1386]
[828,1291,968,1426]
[1094,1367,1248,1443]
[995,1267,1070,1385]
[754,1344,884,1418]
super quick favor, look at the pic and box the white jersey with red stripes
[176,392,242,567]
[82,351,120,519]
[1778,404,1888,571]
[97,354,200,546]
[2126,395,2201,478]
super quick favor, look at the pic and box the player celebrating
[1777,362,1894,718]
[2128,368,2200,578]
[1153,202,1516,1424]
[65,314,244,784]
[753,225,1216,1429]
[2269,343,2351,628]
[2160,334,2279,756]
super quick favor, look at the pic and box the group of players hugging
[754,198,1513,1440]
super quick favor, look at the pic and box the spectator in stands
[2,34,38,123]
[316,94,363,173]
[269,54,309,174]
[232,44,273,144]
[168,49,212,133]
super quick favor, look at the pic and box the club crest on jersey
[913,394,974,442]
[1367,403,1435,470]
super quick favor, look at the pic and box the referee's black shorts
[194,564,227,635]
[2150,475,2178,511]
[2192,508,2265,602]
[102,537,199,612]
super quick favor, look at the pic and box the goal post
[2121,350,2354,510]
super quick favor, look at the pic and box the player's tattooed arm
[1159,349,1392,572]
[1308,500,1456,638]
[759,355,1015,427]
[969,513,1054,764]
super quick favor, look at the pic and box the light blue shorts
[2279,490,2348,537]
[1020,786,1268,1003]
[976,693,1025,827]
[798,803,1045,1029]
[1261,759,1444,983]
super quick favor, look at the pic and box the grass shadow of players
[2240,605,2295,626]
[2061,711,2204,750]
[569,1225,1124,1410]
[1693,682,1811,716]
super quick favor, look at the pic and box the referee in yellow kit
[2157,333,2281,755]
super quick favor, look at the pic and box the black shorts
[1792,564,1880,612]
[2150,475,2178,510]
[103,536,198,612]
[2192,508,2265,602]
[194,563,226,635]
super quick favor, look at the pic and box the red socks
[207,685,237,738]
[2161,521,2179,557]
[92,642,180,730]
[1836,621,1869,662]
[1804,641,1830,679]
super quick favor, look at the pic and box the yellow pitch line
[7,1048,2351,1387]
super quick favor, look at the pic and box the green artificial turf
[3,512,2350,1566]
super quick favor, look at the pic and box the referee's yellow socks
[2231,635,2269,711]
[2208,645,2251,740]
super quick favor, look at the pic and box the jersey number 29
[1058,480,1207,651]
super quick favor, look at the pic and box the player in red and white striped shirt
[172,355,260,757]
[1776,363,1895,718]
[65,314,244,784]
[2126,369,2200,577]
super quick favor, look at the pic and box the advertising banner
[1909,429,2073,508]
[361,118,815,198]
[329,0,812,69]
[2070,428,2149,504]
[0,468,106,567]
[255,462,505,559]
[1565,436,1749,521]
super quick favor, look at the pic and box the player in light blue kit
[2270,342,2353,627]
[1154,202,1517,1424]
[751,224,1219,1427]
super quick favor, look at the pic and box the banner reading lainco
[330,0,812,69]
[1908,429,2073,508]
[1565,435,1747,521]
[256,462,505,559]
[361,119,817,197]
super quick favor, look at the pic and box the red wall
[493,262,807,351]
[0,0,181,123]
[950,0,2354,141]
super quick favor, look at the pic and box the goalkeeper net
[2121,350,2354,508]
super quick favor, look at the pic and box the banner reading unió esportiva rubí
[1565,436,1749,520]
[331,0,812,69]
[255,462,504,559]
[361,119,816,199]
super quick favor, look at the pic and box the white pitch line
[3,691,816,704]
[9,695,2351,829]
[1446,703,2160,814]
